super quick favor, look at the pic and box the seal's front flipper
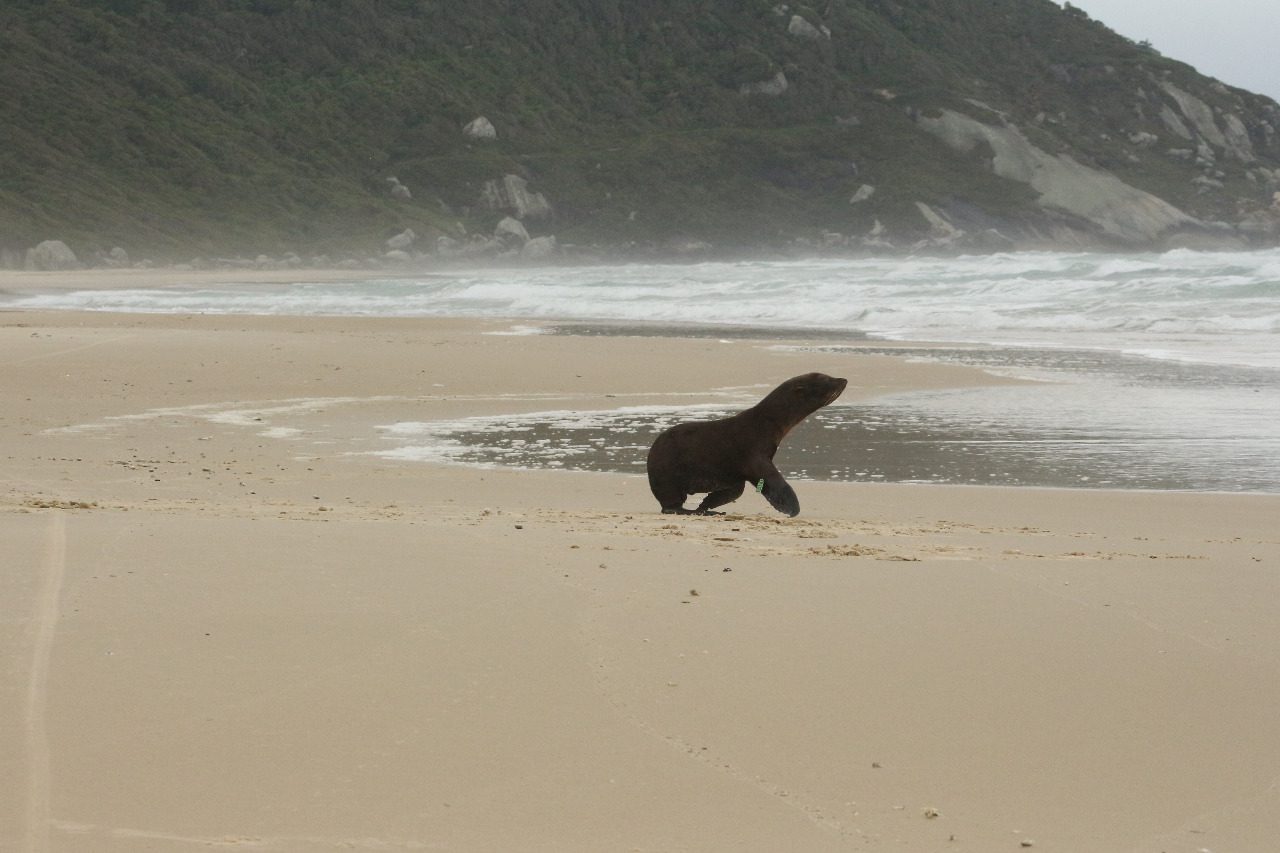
[696,481,746,515]
[758,472,800,517]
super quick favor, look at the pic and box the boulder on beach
[520,235,557,259]
[25,240,78,270]
[495,216,530,244]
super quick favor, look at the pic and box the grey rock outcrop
[463,235,504,256]
[494,216,530,244]
[1159,83,1226,147]
[861,219,894,250]
[1221,113,1256,162]
[787,15,827,40]
[1237,206,1280,239]
[1159,82,1254,161]
[914,202,965,247]
[387,177,412,200]
[481,174,552,219]
[91,246,131,268]
[849,184,876,204]
[25,240,78,270]
[739,71,789,97]
[463,116,497,140]
[973,228,1018,251]
[1159,105,1193,140]
[917,108,1199,244]
[520,235,557,260]
[386,228,416,251]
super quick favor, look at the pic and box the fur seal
[646,372,847,517]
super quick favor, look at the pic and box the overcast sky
[1062,0,1280,103]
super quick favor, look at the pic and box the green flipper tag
[755,478,766,493]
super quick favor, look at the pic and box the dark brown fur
[646,372,847,516]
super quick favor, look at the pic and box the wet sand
[3,288,1280,852]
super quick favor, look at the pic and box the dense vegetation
[2,0,1278,260]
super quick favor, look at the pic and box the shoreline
[0,267,415,298]
[5,278,1280,851]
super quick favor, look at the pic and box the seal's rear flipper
[760,475,800,517]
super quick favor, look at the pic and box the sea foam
[10,250,1278,369]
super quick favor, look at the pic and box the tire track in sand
[24,511,66,853]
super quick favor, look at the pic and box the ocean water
[11,250,1280,492]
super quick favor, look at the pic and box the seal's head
[768,371,847,409]
[757,372,848,428]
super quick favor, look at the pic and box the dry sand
[3,275,1279,852]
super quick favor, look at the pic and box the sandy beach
[4,272,1280,852]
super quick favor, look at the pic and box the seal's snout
[826,377,848,404]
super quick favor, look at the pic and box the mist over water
[12,250,1280,491]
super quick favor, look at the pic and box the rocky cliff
[2,0,1278,261]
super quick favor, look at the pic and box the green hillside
[2,0,1279,261]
